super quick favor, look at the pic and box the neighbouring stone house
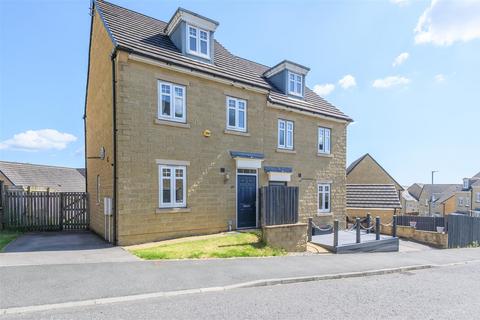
[0,161,85,192]
[454,172,480,215]
[85,1,352,245]
[400,189,419,215]
[407,183,462,216]
[345,154,402,222]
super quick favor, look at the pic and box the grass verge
[130,231,285,260]
[0,230,21,251]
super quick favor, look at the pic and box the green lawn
[0,230,21,251]
[130,232,285,260]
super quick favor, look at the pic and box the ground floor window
[159,165,186,208]
[318,183,331,213]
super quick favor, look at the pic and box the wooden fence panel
[396,215,445,232]
[3,191,88,231]
[447,214,480,248]
[261,186,299,226]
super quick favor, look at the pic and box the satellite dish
[99,146,105,160]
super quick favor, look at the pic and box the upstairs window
[278,119,294,150]
[187,25,209,58]
[318,127,331,154]
[159,165,186,208]
[318,183,331,213]
[459,197,464,206]
[288,71,303,97]
[463,178,469,189]
[158,81,186,123]
[226,97,247,132]
[477,192,480,203]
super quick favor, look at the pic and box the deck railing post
[307,217,313,242]
[366,213,371,234]
[376,216,380,240]
[393,214,397,238]
[333,219,339,248]
[356,217,361,243]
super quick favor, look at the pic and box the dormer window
[288,71,303,97]
[165,8,218,63]
[263,60,309,99]
[463,178,469,190]
[187,25,209,58]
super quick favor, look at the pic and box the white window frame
[466,198,470,207]
[318,127,331,154]
[278,119,294,150]
[159,165,187,208]
[477,192,480,203]
[459,197,464,207]
[317,183,331,214]
[288,71,303,97]
[226,96,247,132]
[186,24,210,59]
[158,81,186,123]
[463,179,469,189]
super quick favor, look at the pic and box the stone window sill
[156,207,192,214]
[154,119,191,129]
[276,148,296,154]
[317,153,333,158]
[224,129,250,137]
[316,212,333,217]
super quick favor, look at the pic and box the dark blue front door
[237,174,257,228]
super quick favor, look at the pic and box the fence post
[307,217,313,242]
[356,217,361,243]
[393,215,397,238]
[333,219,339,248]
[376,216,380,240]
[366,213,371,234]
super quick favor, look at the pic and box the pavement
[4,262,478,319]
[0,231,137,267]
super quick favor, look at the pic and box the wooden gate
[3,191,89,231]
[260,186,299,226]
[447,214,480,248]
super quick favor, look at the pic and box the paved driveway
[1,231,137,267]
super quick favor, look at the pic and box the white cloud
[414,0,480,46]
[338,75,356,89]
[390,0,409,7]
[0,129,77,151]
[372,76,411,89]
[434,74,446,82]
[393,52,409,67]
[313,84,335,97]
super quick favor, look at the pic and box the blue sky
[0,0,479,185]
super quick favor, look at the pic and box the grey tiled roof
[407,183,424,200]
[0,161,86,192]
[347,184,401,209]
[95,0,352,122]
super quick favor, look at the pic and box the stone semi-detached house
[85,0,352,245]
[454,172,480,216]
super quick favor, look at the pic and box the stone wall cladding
[347,156,402,191]
[113,58,348,245]
[347,208,395,225]
[263,223,307,252]
[85,12,115,239]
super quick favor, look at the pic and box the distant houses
[0,161,85,192]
